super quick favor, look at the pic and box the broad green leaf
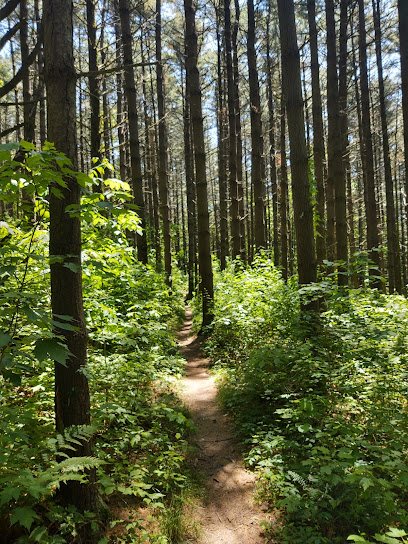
[374,535,401,544]
[0,486,20,505]
[34,338,69,366]
[10,506,39,531]
[386,529,408,538]
[0,332,12,347]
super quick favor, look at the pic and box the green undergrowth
[0,144,197,543]
[205,257,408,544]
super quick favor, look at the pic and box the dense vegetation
[0,145,195,543]
[206,259,408,544]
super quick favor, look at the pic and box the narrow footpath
[177,307,269,544]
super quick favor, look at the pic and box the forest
[1,0,408,542]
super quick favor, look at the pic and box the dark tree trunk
[118,0,148,263]
[398,0,408,243]
[326,0,348,285]
[307,0,326,267]
[266,6,279,267]
[247,0,266,251]
[156,0,172,285]
[233,0,245,260]
[358,0,381,288]
[277,0,317,295]
[216,7,229,270]
[43,0,99,512]
[280,98,288,282]
[224,0,240,259]
[374,0,401,293]
[184,0,214,327]
[86,0,100,165]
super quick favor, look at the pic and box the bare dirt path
[177,307,269,544]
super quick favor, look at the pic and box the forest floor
[177,307,270,544]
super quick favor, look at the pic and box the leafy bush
[207,258,408,543]
[0,144,192,543]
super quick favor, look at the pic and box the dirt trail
[177,307,269,544]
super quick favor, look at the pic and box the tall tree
[224,0,241,259]
[398,0,408,241]
[307,0,326,267]
[326,0,348,285]
[86,0,101,165]
[277,0,317,295]
[184,0,214,327]
[119,0,148,264]
[373,0,402,293]
[358,0,381,287]
[156,0,172,284]
[43,0,99,511]
[247,0,266,250]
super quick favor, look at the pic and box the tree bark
[277,0,317,295]
[43,0,99,512]
[118,0,148,264]
[247,0,266,251]
[358,0,381,288]
[156,0,172,285]
[184,0,214,327]
[326,0,348,285]
[86,0,100,165]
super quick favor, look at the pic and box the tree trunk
[156,0,172,285]
[224,0,240,260]
[326,0,348,285]
[277,0,317,296]
[398,0,408,244]
[280,98,288,282]
[216,7,229,270]
[118,0,148,264]
[43,0,99,512]
[307,0,326,268]
[266,6,279,267]
[86,0,100,165]
[358,0,381,288]
[184,0,214,327]
[247,0,266,251]
[374,0,401,293]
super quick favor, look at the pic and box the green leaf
[360,476,374,491]
[0,486,20,505]
[374,535,401,544]
[386,529,408,538]
[30,526,49,542]
[297,423,312,433]
[347,537,372,543]
[34,338,69,366]
[63,262,81,273]
[0,332,12,347]
[10,506,39,531]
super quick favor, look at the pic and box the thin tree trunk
[373,0,401,293]
[358,0,381,288]
[86,0,100,165]
[216,6,229,270]
[307,0,326,267]
[118,0,148,264]
[247,0,266,251]
[326,0,348,285]
[266,6,279,267]
[156,0,172,284]
[280,98,288,282]
[43,0,99,512]
[224,0,240,259]
[184,0,214,327]
[277,0,317,298]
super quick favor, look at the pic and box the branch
[0,20,22,51]
[0,0,20,22]
[0,123,24,139]
[0,97,44,107]
[0,31,42,99]
[77,61,157,79]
